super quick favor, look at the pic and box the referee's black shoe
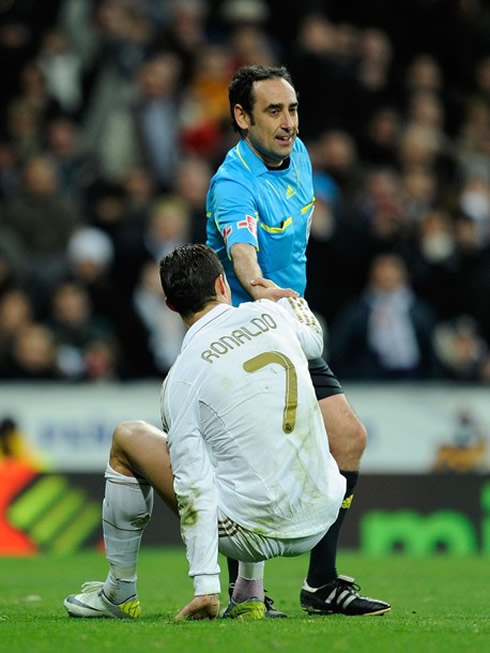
[300,575,390,616]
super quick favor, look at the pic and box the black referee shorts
[308,357,343,400]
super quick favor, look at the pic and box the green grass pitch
[1,549,489,652]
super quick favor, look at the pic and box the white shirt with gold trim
[161,297,345,596]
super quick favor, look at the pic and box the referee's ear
[233,103,249,132]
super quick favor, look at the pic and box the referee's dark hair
[159,244,224,318]
[229,64,295,136]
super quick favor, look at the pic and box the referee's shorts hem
[308,357,344,400]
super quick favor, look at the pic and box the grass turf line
[0,549,489,653]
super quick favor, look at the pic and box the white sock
[232,561,264,602]
[302,579,321,591]
[102,464,153,603]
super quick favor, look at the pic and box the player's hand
[175,594,220,621]
[250,277,299,302]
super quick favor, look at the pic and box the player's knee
[351,419,367,457]
[346,419,367,458]
[113,419,142,446]
[110,420,149,462]
[330,418,367,465]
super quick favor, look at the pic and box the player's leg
[222,524,329,620]
[102,419,176,605]
[64,420,175,619]
[222,561,266,620]
[219,514,267,620]
[300,359,390,615]
[109,419,176,513]
[232,561,265,602]
[305,391,365,587]
[225,557,286,617]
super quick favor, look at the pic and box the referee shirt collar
[236,138,289,177]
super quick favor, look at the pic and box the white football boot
[64,581,141,619]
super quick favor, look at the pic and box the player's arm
[162,382,220,620]
[276,296,324,359]
[231,242,298,301]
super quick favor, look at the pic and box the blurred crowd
[0,0,490,384]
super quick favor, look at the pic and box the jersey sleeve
[161,378,221,596]
[211,178,259,257]
[275,297,324,359]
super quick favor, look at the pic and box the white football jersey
[161,297,345,594]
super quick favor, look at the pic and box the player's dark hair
[159,244,225,318]
[229,64,295,135]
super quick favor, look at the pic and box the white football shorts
[217,507,327,562]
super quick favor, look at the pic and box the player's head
[229,65,299,167]
[159,244,229,318]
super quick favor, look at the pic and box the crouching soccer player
[64,244,384,620]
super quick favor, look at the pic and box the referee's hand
[250,277,299,302]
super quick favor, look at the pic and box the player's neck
[184,299,229,329]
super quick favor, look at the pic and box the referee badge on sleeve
[222,225,233,246]
[237,215,257,238]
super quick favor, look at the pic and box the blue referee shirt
[206,137,315,306]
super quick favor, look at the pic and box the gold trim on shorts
[218,516,240,538]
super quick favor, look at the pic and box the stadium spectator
[0,288,34,372]
[348,28,395,140]
[6,99,44,163]
[45,117,99,205]
[287,12,357,139]
[110,194,191,377]
[358,106,401,169]
[0,139,20,199]
[458,176,490,245]
[79,0,154,182]
[313,129,364,221]
[128,53,183,191]
[0,235,27,293]
[131,260,185,376]
[152,0,207,84]
[121,166,156,224]
[179,42,231,160]
[13,60,62,132]
[172,156,213,243]
[450,213,490,342]
[330,253,437,379]
[0,323,60,380]
[228,22,278,70]
[47,280,118,380]
[66,225,117,323]
[433,315,490,383]
[37,27,83,116]
[409,208,458,321]
[1,155,81,305]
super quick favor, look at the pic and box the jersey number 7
[243,352,298,434]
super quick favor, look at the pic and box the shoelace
[264,593,275,609]
[333,578,361,597]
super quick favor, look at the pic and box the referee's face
[239,78,299,167]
